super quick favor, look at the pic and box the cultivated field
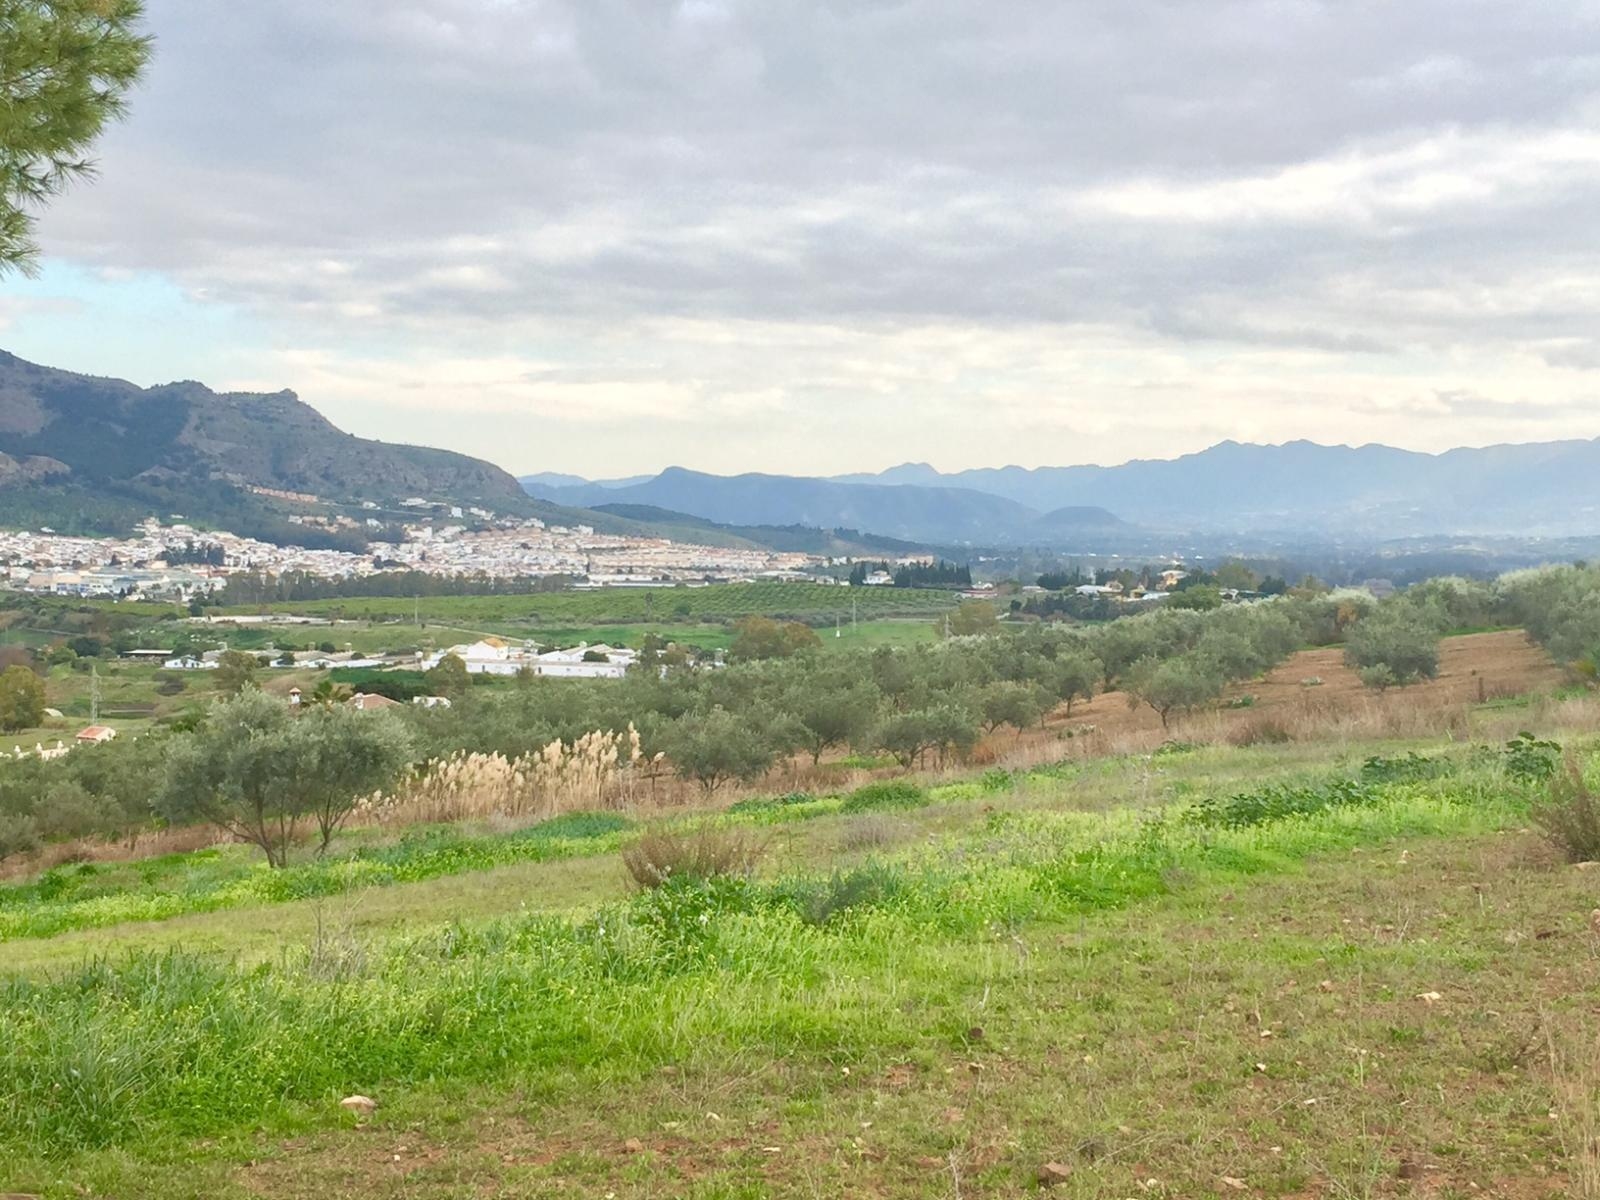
[1043,629,1565,753]
[214,581,961,626]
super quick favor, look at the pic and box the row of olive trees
[0,581,1500,866]
[1500,564,1600,682]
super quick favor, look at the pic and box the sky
[3,0,1600,479]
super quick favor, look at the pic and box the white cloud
[5,0,1600,475]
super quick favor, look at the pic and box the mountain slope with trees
[0,350,534,538]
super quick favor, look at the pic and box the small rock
[622,1137,645,1154]
[1416,991,1443,1004]
[1220,1177,1247,1191]
[1318,980,1336,993]
[1574,861,1599,871]
[1037,1161,1074,1187]
[339,1095,377,1117]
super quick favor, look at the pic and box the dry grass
[1531,754,1600,863]
[835,814,903,853]
[356,727,643,826]
[1548,1015,1600,1198]
[620,826,767,890]
[0,823,226,882]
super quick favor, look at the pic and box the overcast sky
[4,0,1600,478]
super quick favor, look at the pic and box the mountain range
[0,350,538,545]
[0,351,973,557]
[522,466,1132,545]
[2,347,1595,554]
[526,437,1600,542]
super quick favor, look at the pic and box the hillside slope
[0,350,530,520]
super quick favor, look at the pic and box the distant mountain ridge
[530,437,1600,541]
[833,439,1600,535]
[524,466,1133,545]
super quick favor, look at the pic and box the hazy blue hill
[1028,505,1135,534]
[534,467,1043,543]
[589,503,940,556]
[829,438,1600,536]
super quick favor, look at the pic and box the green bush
[839,780,927,814]
[1361,752,1452,784]
[779,862,906,926]
[1191,777,1380,829]
[727,790,814,815]
[1504,732,1562,783]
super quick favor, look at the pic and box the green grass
[0,813,633,942]
[2,733,1595,1197]
[214,582,959,626]
[0,781,1507,1155]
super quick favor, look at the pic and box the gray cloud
[13,0,1600,473]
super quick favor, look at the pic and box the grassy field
[213,581,961,625]
[3,723,1598,1198]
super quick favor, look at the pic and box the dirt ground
[1043,628,1567,749]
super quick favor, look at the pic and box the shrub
[1226,716,1292,747]
[1154,740,1199,757]
[726,790,814,816]
[978,768,1016,794]
[1505,731,1562,783]
[1192,778,1379,829]
[621,827,766,890]
[1361,752,1451,784]
[839,780,926,814]
[782,862,905,926]
[530,811,632,840]
[1358,664,1397,692]
[1531,755,1600,862]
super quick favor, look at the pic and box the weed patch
[839,780,927,814]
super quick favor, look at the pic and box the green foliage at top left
[0,0,151,272]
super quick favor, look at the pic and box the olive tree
[159,689,411,866]
[779,674,880,764]
[978,680,1046,735]
[662,705,784,793]
[1048,647,1099,716]
[1124,654,1224,729]
[0,663,45,731]
[1344,605,1441,687]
